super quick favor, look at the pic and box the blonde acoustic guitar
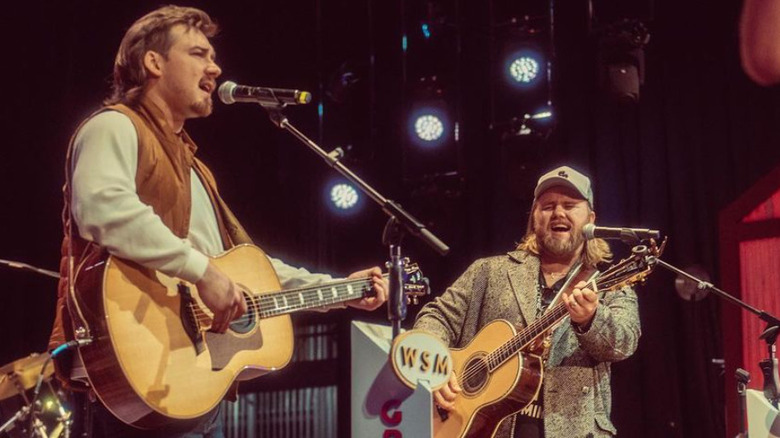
[69,244,426,429]
[434,241,664,438]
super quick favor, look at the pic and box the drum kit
[0,353,70,438]
[0,259,70,438]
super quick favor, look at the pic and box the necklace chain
[542,269,567,278]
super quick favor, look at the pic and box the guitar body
[434,319,543,438]
[74,244,293,428]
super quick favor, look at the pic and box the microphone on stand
[218,81,312,106]
[582,224,660,243]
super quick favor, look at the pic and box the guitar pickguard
[204,328,264,371]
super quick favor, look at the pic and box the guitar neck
[487,273,604,370]
[482,242,660,372]
[251,276,377,318]
[487,301,570,369]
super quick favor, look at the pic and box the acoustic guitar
[434,240,665,438]
[69,244,426,428]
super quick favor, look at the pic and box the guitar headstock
[597,237,667,292]
[403,259,430,305]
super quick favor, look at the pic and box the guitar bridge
[179,283,206,355]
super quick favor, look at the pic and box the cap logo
[558,170,568,178]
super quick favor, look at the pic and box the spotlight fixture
[597,19,650,103]
[508,54,541,85]
[329,183,359,210]
[407,104,450,148]
[414,114,445,142]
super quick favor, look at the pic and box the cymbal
[0,352,54,400]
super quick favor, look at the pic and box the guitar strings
[458,268,629,384]
[186,268,427,325]
[460,261,639,383]
[189,253,640,383]
[185,277,376,326]
[458,303,569,385]
[187,286,371,323]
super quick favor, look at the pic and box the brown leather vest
[48,98,252,384]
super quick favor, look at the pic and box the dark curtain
[1,1,780,437]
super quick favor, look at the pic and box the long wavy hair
[516,201,612,268]
[105,5,218,106]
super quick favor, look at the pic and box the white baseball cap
[533,165,594,207]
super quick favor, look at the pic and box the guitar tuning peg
[402,257,411,265]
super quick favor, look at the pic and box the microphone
[582,223,660,243]
[218,81,312,106]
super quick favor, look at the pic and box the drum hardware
[0,353,70,438]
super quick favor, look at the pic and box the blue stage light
[330,183,359,210]
[510,56,539,83]
[504,49,545,88]
[421,23,431,39]
[324,181,364,217]
[408,105,450,148]
[414,114,444,141]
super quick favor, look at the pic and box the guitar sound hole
[461,356,489,395]
[229,286,257,334]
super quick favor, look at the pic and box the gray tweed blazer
[414,250,640,438]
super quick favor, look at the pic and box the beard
[191,96,213,117]
[537,226,586,259]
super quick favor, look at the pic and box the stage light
[408,104,450,148]
[414,114,444,141]
[509,56,540,84]
[324,180,363,217]
[597,19,650,103]
[504,49,545,88]
[515,107,554,137]
[421,23,432,39]
[330,183,359,210]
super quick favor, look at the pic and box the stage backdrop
[0,1,779,437]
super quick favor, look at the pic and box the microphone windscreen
[582,223,597,240]
[218,81,237,104]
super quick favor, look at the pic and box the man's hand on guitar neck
[344,267,388,311]
[196,261,248,333]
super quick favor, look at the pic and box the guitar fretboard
[251,277,374,318]
[487,301,571,369]
[485,257,645,371]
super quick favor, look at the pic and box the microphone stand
[735,368,750,438]
[259,105,449,339]
[0,258,59,279]
[636,247,780,407]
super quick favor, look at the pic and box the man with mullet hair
[49,6,387,437]
[415,165,640,438]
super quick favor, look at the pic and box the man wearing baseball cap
[415,165,640,437]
